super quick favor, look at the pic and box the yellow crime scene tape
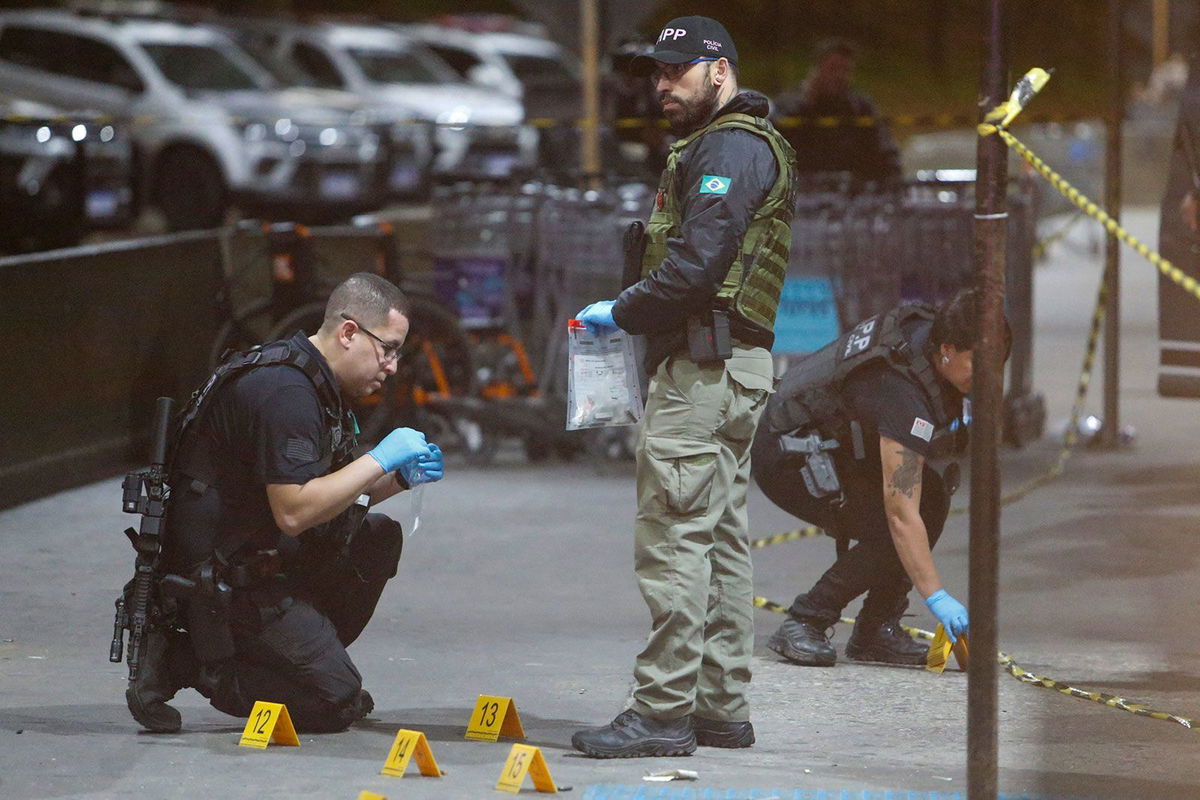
[749,68,1200,731]
[980,69,1200,305]
[752,595,1198,730]
[749,526,822,549]
[536,111,1100,132]
[1031,210,1087,261]
[946,259,1107,515]
[962,65,1200,507]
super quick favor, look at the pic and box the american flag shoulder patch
[910,418,934,442]
[285,437,318,462]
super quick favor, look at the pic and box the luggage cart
[427,181,580,462]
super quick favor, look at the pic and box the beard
[660,77,721,135]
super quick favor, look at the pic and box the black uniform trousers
[194,513,403,732]
[754,446,950,626]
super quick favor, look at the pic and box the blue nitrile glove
[925,589,970,642]
[576,300,618,337]
[401,442,444,486]
[368,427,429,474]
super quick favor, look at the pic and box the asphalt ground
[2,208,1199,800]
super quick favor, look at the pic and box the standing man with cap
[572,16,796,758]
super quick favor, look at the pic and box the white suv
[0,10,387,230]
[402,24,580,106]
[270,23,538,179]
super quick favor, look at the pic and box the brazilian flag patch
[699,175,731,195]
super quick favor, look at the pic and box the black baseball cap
[630,16,738,77]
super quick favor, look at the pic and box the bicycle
[208,218,474,448]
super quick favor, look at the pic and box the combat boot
[767,617,837,666]
[571,709,696,758]
[337,689,375,726]
[845,617,928,666]
[692,716,755,748]
[126,629,196,733]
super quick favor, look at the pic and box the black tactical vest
[167,338,358,556]
[763,304,959,448]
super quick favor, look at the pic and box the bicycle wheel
[267,295,474,447]
[208,298,277,370]
[388,294,475,441]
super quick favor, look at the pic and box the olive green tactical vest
[641,111,796,333]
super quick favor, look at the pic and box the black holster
[621,220,646,290]
[686,308,732,363]
[167,549,282,664]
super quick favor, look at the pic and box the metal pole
[579,0,603,186]
[1100,0,1124,448]
[1152,0,1170,69]
[969,0,1006,795]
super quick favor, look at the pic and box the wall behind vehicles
[0,233,223,509]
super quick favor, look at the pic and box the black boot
[845,617,928,666]
[767,617,837,666]
[571,709,696,758]
[692,716,755,748]
[337,689,375,727]
[126,629,195,733]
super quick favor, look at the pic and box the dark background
[2,0,1194,116]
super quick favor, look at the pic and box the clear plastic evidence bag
[566,319,644,430]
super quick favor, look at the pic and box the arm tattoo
[888,447,922,500]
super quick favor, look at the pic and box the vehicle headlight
[436,106,472,130]
[239,118,301,143]
[302,124,367,149]
[274,118,298,142]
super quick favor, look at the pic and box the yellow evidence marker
[357,793,387,800]
[238,701,300,748]
[465,694,526,742]
[495,743,558,794]
[380,729,442,778]
[926,625,970,674]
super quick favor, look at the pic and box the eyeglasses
[649,57,717,84]
[340,312,403,362]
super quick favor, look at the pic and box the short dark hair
[812,38,859,64]
[321,272,409,333]
[930,287,1012,359]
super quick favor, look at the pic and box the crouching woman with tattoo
[751,289,1008,667]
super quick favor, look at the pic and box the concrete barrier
[0,232,223,508]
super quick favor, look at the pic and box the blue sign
[772,276,840,355]
[434,257,508,329]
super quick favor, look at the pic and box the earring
[941,355,950,365]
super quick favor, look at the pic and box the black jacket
[612,90,781,372]
[772,87,901,183]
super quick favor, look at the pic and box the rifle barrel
[150,396,175,468]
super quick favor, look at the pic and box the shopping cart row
[207,174,1039,463]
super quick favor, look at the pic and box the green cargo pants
[630,344,774,722]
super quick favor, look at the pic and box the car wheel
[154,147,226,231]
